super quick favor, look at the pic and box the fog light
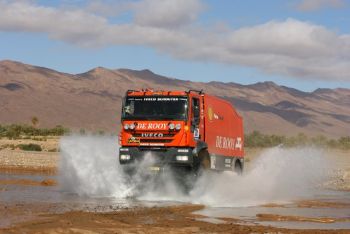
[120,154,131,160]
[120,148,129,151]
[175,123,181,130]
[176,155,188,161]
[169,123,175,130]
[129,123,136,130]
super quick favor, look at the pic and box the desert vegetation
[0,124,69,139]
[245,131,350,150]
[16,143,42,151]
[0,124,349,150]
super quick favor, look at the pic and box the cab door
[190,95,204,141]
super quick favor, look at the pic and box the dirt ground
[2,204,350,234]
[1,137,350,233]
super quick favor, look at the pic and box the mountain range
[1,60,349,137]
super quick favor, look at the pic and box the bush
[17,143,42,151]
[338,136,350,150]
[79,128,86,135]
[0,144,15,150]
[0,124,70,138]
[244,131,350,149]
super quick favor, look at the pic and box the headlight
[169,123,175,130]
[175,123,181,130]
[129,123,136,130]
[176,155,188,161]
[124,124,129,130]
[120,154,131,160]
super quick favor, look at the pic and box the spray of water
[59,136,330,207]
[190,147,328,207]
[59,136,130,197]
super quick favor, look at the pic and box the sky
[0,0,349,91]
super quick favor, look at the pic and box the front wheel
[197,149,210,174]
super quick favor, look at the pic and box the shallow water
[195,192,350,230]
[1,136,349,230]
[0,173,178,209]
[1,172,350,230]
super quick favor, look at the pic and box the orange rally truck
[119,89,244,174]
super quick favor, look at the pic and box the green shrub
[244,131,349,149]
[0,124,70,138]
[79,128,86,135]
[338,136,350,150]
[1,144,15,150]
[17,143,42,151]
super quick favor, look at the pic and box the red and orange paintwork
[120,90,244,158]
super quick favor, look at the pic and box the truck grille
[133,133,175,137]
[140,139,173,143]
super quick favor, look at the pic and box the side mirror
[124,106,131,114]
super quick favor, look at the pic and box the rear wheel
[233,160,243,175]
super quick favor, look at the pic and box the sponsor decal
[128,137,140,144]
[143,97,179,101]
[208,107,213,121]
[141,133,164,138]
[213,113,224,120]
[194,128,200,140]
[208,107,224,121]
[137,123,168,130]
[215,136,242,150]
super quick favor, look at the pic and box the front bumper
[119,147,194,167]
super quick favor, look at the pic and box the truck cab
[119,89,244,174]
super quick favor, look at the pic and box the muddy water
[0,173,176,208]
[195,195,350,229]
[0,172,181,229]
[1,173,350,230]
[1,136,349,230]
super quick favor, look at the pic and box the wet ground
[1,171,350,233]
[1,137,350,233]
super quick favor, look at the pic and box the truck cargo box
[204,94,244,158]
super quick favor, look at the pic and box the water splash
[190,147,328,207]
[59,136,330,207]
[59,136,130,197]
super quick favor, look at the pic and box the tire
[233,160,243,175]
[198,149,210,170]
[198,149,210,171]
[171,166,195,193]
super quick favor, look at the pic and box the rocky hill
[1,60,349,137]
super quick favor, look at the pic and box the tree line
[0,124,70,139]
[245,131,350,150]
[0,123,349,150]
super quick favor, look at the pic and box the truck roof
[126,89,203,96]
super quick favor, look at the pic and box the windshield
[122,96,188,120]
